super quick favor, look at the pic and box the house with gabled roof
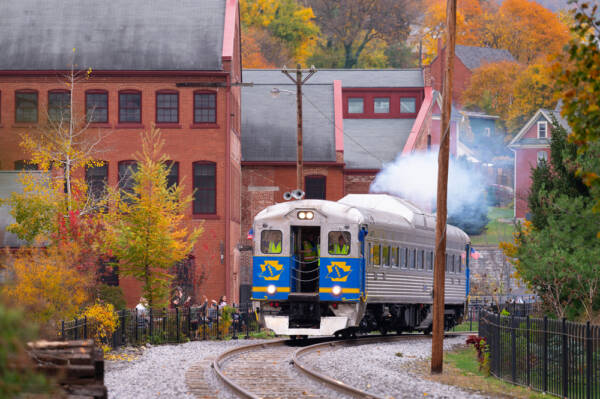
[0,0,243,306]
[508,106,569,219]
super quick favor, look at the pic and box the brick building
[0,0,243,306]
[238,69,443,301]
[508,106,568,219]
[429,42,515,107]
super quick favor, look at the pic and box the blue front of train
[250,256,363,302]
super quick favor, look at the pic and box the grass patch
[450,321,478,332]
[415,345,549,399]
[470,206,515,246]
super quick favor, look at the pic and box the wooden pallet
[27,339,107,399]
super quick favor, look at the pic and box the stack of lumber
[27,339,107,399]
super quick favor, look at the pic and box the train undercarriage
[259,299,464,337]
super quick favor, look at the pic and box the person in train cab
[267,231,281,253]
[334,233,349,255]
[302,235,318,263]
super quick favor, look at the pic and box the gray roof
[0,172,42,248]
[243,69,424,88]
[343,119,415,169]
[0,0,225,70]
[242,70,335,162]
[455,45,515,70]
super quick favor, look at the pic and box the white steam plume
[370,151,486,217]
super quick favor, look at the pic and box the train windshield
[327,231,351,255]
[261,230,282,254]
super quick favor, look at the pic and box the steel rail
[213,332,471,399]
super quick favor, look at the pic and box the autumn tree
[1,246,92,335]
[421,0,569,64]
[307,0,418,68]
[104,128,202,309]
[461,60,558,134]
[240,0,319,66]
[555,1,600,213]
[461,60,523,123]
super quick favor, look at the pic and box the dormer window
[348,98,364,114]
[374,98,389,113]
[400,98,416,114]
[537,121,548,138]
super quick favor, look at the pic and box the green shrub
[0,303,52,396]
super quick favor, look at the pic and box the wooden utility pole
[431,0,457,374]
[282,64,316,192]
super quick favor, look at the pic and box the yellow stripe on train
[319,287,360,294]
[252,286,291,292]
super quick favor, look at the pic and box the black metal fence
[451,297,541,332]
[479,310,600,399]
[59,303,264,348]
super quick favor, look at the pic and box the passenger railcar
[251,194,469,337]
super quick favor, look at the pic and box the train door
[291,226,320,293]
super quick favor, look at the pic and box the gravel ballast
[106,336,483,399]
[302,335,486,399]
[105,339,267,399]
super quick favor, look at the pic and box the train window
[450,254,456,273]
[367,243,372,266]
[427,252,433,271]
[409,249,416,269]
[445,254,450,272]
[418,250,425,270]
[372,244,381,266]
[399,248,407,268]
[457,255,462,273]
[382,246,390,267]
[391,247,399,267]
[261,230,282,254]
[328,231,351,255]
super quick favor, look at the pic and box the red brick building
[429,42,515,107]
[0,0,243,306]
[508,108,567,219]
[238,69,440,301]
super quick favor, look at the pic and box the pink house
[508,108,568,219]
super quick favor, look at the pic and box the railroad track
[212,332,471,399]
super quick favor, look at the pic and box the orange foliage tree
[421,0,569,64]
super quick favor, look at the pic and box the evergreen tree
[527,116,589,229]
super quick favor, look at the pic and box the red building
[238,69,443,301]
[429,42,515,107]
[0,0,243,306]
[508,108,567,219]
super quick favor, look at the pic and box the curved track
[213,334,473,399]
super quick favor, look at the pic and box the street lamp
[274,64,316,193]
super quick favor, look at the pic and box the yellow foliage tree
[1,246,92,336]
[104,127,202,309]
[80,302,118,352]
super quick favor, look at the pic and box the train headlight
[298,211,306,220]
[305,211,314,220]
[332,285,342,296]
[267,284,277,295]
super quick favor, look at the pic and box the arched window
[118,160,138,196]
[156,90,179,123]
[193,161,216,214]
[86,90,109,123]
[48,90,71,122]
[118,90,141,123]
[193,91,216,124]
[15,90,38,123]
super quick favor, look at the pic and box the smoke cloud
[370,151,487,223]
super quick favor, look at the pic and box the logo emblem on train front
[259,260,284,281]
[325,262,351,282]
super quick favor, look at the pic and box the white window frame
[537,121,548,139]
[537,151,548,164]
[484,127,491,136]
